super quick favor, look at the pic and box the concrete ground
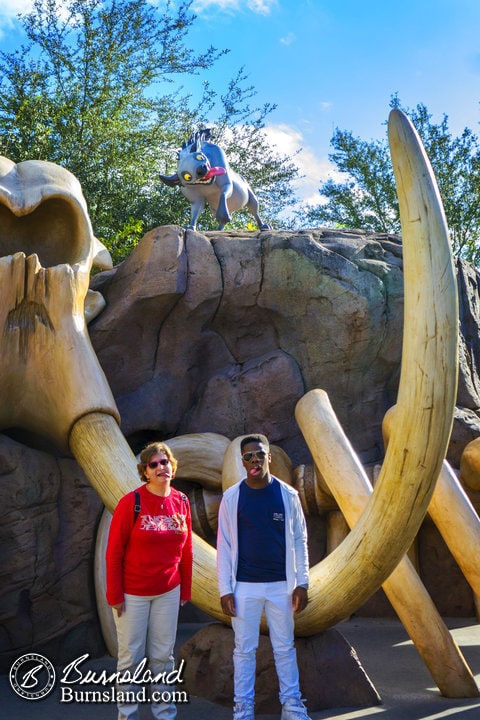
[1,617,480,720]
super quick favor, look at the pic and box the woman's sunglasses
[147,459,170,469]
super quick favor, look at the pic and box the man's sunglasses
[242,450,267,462]
[147,459,170,469]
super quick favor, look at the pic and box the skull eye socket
[182,172,192,182]
[0,198,85,267]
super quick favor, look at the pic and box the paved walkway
[1,617,480,719]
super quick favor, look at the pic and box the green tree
[0,0,300,261]
[300,96,480,265]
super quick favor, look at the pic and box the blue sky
[1,0,480,205]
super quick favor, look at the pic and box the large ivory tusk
[94,508,118,657]
[383,405,480,599]
[429,461,480,596]
[166,433,230,491]
[296,390,478,698]
[69,412,139,510]
[293,108,458,634]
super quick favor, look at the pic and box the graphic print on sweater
[139,513,187,533]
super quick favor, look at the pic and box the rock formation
[89,226,480,467]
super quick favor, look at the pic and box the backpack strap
[133,490,141,525]
[132,489,186,525]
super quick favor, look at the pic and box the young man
[217,434,311,720]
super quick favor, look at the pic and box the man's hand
[220,593,236,617]
[292,587,308,614]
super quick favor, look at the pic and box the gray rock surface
[0,436,104,671]
[89,226,480,466]
[90,227,406,465]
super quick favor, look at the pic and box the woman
[106,441,193,720]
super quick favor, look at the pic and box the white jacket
[216,476,309,597]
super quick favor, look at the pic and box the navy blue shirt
[236,477,287,582]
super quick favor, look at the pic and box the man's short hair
[240,434,270,452]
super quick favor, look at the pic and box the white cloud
[263,123,345,206]
[0,2,28,42]
[0,0,73,39]
[0,0,32,17]
[280,32,296,46]
[0,0,31,39]
[192,0,276,14]
[246,0,276,13]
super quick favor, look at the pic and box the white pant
[231,581,302,705]
[113,585,180,720]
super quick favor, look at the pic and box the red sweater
[106,484,193,606]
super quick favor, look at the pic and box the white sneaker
[281,698,312,720]
[233,701,255,720]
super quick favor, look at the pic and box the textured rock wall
[89,227,407,464]
[0,436,105,670]
[89,226,480,464]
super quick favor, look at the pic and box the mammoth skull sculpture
[1,110,478,699]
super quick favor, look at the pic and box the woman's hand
[112,602,125,617]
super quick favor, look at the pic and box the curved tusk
[69,412,139,511]
[429,460,480,598]
[384,405,480,599]
[166,433,230,491]
[296,390,478,697]
[94,508,118,657]
[92,235,113,271]
[85,289,107,324]
[293,108,458,634]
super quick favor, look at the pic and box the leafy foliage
[0,0,300,262]
[300,95,480,265]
